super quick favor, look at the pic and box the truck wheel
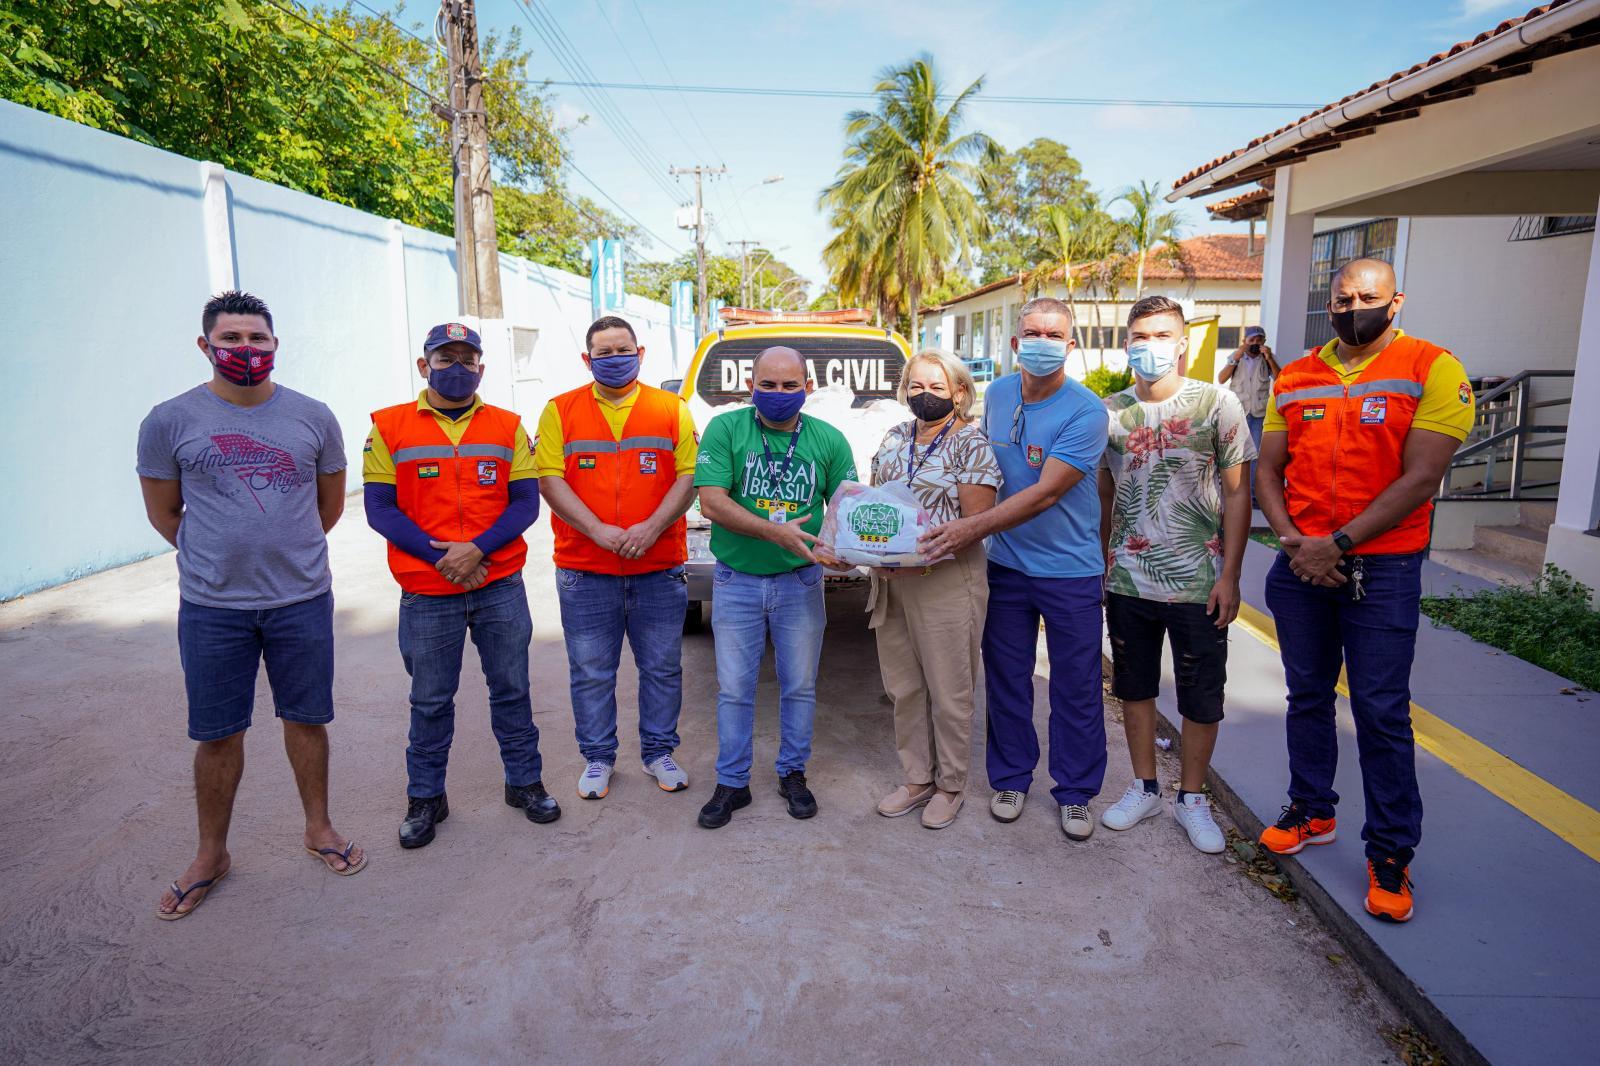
[684,600,705,633]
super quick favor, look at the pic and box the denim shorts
[1106,591,1228,724]
[177,591,335,741]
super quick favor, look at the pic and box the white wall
[0,100,690,600]
[1399,216,1590,380]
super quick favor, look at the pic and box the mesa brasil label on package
[817,480,951,569]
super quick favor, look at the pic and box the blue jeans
[397,573,541,798]
[556,565,686,765]
[177,591,334,741]
[710,561,826,788]
[981,562,1107,805]
[1265,551,1425,863]
[1245,414,1265,446]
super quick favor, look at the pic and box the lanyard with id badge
[756,410,802,524]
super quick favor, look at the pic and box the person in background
[365,321,557,849]
[1255,259,1473,923]
[1219,325,1279,449]
[1097,296,1254,854]
[868,350,1002,830]
[535,316,697,801]
[692,346,857,829]
[918,298,1110,843]
[138,290,363,920]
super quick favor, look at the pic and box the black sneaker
[697,783,752,829]
[778,771,817,819]
[505,781,562,824]
[399,793,448,849]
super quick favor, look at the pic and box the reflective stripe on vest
[370,400,529,594]
[550,384,687,574]
[1273,336,1447,555]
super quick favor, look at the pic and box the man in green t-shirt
[692,346,857,829]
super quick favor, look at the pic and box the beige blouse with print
[870,420,1003,523]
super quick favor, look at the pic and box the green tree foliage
[0,0,635,274]
[627,249,809,312]
[975,138,1090,283]
[1114,179,1186,298]
[819,55,998,334]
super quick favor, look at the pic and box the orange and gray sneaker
[1365,857,1415,922]
[1258,802,1337,855]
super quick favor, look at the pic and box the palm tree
[1115,180,1185,298]
[1026,194,1117,352]
[819,56,999,331]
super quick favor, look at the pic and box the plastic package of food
[816,480,952,569]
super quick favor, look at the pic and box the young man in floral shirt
[1096,296,1255,853]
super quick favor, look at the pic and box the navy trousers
[1264,550,1425,863]
[981,561,1107,805]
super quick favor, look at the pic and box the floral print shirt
[870,420,1002,525]
[1101,379,1256,603]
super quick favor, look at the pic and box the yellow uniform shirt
[363,391,537,485]
[1264,332,1475,442]
[533,385,698,478]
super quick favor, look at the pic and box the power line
[255,0,448,109]
[345,0,440,54]
[627,0,726,168]
[566,159,684,255]
[534,79,1318,110]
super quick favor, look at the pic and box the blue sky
[464,0,1535,287]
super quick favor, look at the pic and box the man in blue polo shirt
[920,298,1110,841]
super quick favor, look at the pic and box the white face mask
[1128,339,1182,381]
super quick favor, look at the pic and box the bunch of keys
[1349,555,1367,602]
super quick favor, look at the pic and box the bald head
[1333,257,1395,295]
[1328,257,1404,348]
[753,345,806,378]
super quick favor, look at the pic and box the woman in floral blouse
[867,350,1002,829]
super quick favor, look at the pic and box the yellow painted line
[1235,601,1600,864]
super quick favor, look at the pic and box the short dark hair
[202,290,274,337]
[1127,295,1185,329]
[586,315,637,350]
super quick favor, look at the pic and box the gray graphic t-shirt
[136,384,346,609]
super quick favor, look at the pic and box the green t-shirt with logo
[693,408,858,574]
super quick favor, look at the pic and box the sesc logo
[849,501,903,545]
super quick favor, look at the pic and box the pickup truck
[660,308,912,630]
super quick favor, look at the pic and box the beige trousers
[867,545,989,794]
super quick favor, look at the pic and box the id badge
[768,507,787,524]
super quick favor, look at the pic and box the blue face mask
[1016,337,1069,376]
[428,362,481,403]
[1128,340,1181,381]
[752,387,807,424]
[589,352,640,389]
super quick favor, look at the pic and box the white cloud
[1456,0,1522,17]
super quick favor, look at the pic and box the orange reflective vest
[370,400,528,594]
[550,384,687,574]
[1273,335,1447,555]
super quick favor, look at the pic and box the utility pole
[670,164,726,335]
[441,0,502,318]
[729,239,760,308]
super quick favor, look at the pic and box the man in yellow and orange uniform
[1255,259,1473,924]
[365,321,560,851]
[534,316,699,803]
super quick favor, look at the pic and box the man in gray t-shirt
[136,290,368,921]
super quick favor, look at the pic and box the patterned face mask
[210,344,275,386]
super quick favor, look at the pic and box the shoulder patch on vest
[1458,381,1472,405]
[1301,405,1325,422]
[1360,396,1387,424]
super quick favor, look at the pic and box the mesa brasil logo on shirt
[739,452,817,507]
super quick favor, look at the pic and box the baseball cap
[1244,325,1266,339]
[424,322,483,353]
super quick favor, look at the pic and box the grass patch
[1249,529,1281,551]
[1421,565,1600,690]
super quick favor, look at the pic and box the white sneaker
[1174,792,1226,853]
[1061,803,1094,841]
[990,790,1026,822]
[577,761,613,800]
[1101,782,1163,831]
[643,754,689,792]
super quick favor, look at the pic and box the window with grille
[1305,218,1397,350]
[1508,215,1596,241]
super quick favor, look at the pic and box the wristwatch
[1332,530,1355,554]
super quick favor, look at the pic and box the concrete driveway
[0,501,1408,1064]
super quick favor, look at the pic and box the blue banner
[672,280,695,331]
[589,239,626,317]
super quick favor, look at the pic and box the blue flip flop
[305,840,367,877]
[156,868,229,921]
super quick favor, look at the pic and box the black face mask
[1330,300,1394,347]
[907,392,956,422]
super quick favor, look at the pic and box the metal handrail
[1441,369,1573,500]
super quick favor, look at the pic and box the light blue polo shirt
[980,372,1109,579]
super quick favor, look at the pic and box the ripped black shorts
[1105,591,1228,725]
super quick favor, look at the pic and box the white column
[1545,195,1600,602]
[198,161,236,294]
[1259,166,1315,357]
[387,221,413,398]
